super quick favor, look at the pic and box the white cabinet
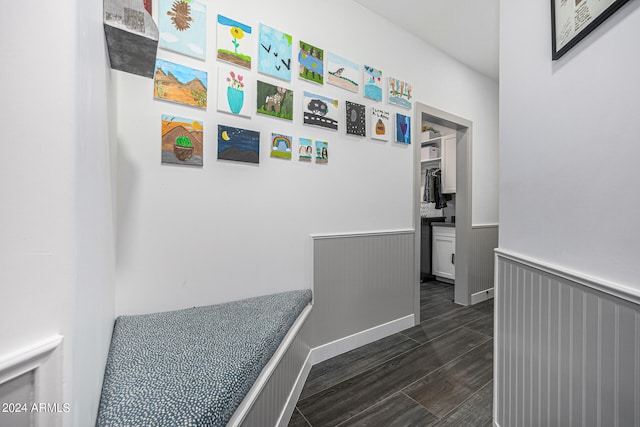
[432,226,455,280]
[420,133,456,194]
[441,134,456,194]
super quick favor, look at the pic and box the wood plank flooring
[289,281,494,427]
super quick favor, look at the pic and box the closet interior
[419,116,457,284]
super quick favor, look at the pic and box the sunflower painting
[217,15,252,69]
[158,0,206,60]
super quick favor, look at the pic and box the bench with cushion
[96,289,312,427]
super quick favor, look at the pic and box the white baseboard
[276,313,414,426]
[309,314,415,365]
[471,287,494,305]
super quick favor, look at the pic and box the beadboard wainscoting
[470,225,499,305]
[305,230,416,352]
[238,230,416,426]
[494,250,640,427]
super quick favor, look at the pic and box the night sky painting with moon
[218,125,260,163]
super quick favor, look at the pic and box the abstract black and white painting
[345,101,366,137]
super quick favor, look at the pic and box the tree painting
[299,41,324,84]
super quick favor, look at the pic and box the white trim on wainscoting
[310,229,415,240]
[495,248,640,305]
[472,223,499,229]
[276,351,313,427]
[0,335,63,386]
[228,304,313,427]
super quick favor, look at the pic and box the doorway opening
[413,102,473,323]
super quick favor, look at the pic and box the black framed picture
[551,0,631,60]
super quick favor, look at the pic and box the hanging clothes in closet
[432,169,447,209]
[424,168,447,209]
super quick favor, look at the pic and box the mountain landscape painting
[154,59,208,109]
[161,114,204,166]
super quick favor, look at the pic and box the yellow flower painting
[217,15,252,69]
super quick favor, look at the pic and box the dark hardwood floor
[289,281,494,427]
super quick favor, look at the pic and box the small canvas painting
[271,133,292,160]
[258,24,293,81]
[218,125,260,164]
[303,91,339,130]
[345,101,366,137]
[299,138,313,161]
[256,81,293,120]
[217,66,251,117]
[161,114,203,166]
[388,77,412,109]
[154,59,208,109]
[363,65,383,101]
[217,15,252,69]
[327,52,359,93]
[315,141,328,164]
[299,41,324,84]
[395,113,411,144]
[158,0,207,60]
[371,107,391,142]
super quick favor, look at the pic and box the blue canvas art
[395,114,411,144]
[258,24,292,81]
[158,0,207,60]
[363,65,383,101]
[218,125,260,164]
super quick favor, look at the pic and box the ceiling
[353,0,499,81]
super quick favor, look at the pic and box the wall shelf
[421,157,442,163]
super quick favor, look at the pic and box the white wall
[500,1,640,290]
[71,0,118,424]
[0,0,116,425]
[115,0,499,315]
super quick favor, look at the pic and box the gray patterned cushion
[97,289,312,427]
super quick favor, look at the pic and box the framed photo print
[551,0,631,60]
